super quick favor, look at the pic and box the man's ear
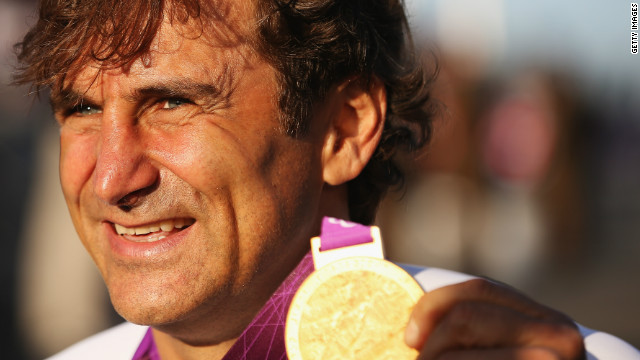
[322,77,386,186]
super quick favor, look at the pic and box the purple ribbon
[221,252,314,359]
[318,217,374,251]
[132,328,159,360]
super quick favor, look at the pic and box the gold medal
[286,223,423,359]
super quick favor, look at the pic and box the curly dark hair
[14,0,435,224]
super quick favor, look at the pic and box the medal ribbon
[318,217,375,251]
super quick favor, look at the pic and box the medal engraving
[286,257,423,359]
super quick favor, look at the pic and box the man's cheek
[59,132,98,201]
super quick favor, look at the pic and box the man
[14,0,639,359]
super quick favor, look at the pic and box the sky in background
[404,0,640,92]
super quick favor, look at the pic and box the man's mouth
[113,218,195,242]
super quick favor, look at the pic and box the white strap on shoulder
[46,322,148,360]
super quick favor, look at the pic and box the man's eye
[162,98,191,109]
[72,104,102,116]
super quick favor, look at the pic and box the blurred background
[1,0,639,358]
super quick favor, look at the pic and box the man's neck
[153,329,237,360]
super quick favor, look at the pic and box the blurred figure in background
[378,62,585,286]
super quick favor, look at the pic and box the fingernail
[405,318,420,348]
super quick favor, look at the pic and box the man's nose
[93,114,159,208]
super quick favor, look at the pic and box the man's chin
[111,295,188,327]
[106,280,205,328]
[111,290,248,347]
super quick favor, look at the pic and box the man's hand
[404,279,586,360]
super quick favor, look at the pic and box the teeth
[114,223,127,235]
[134,227,150,235]
[160,222,173,231]
[114,219,194,236]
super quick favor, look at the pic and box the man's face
[54,4,326,340]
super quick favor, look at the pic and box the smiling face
[53,5,328,344]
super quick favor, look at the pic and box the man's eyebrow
[50,89,90,113]
[132,62,237,107]
[131,80,228,103]
[50,67,236,113]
